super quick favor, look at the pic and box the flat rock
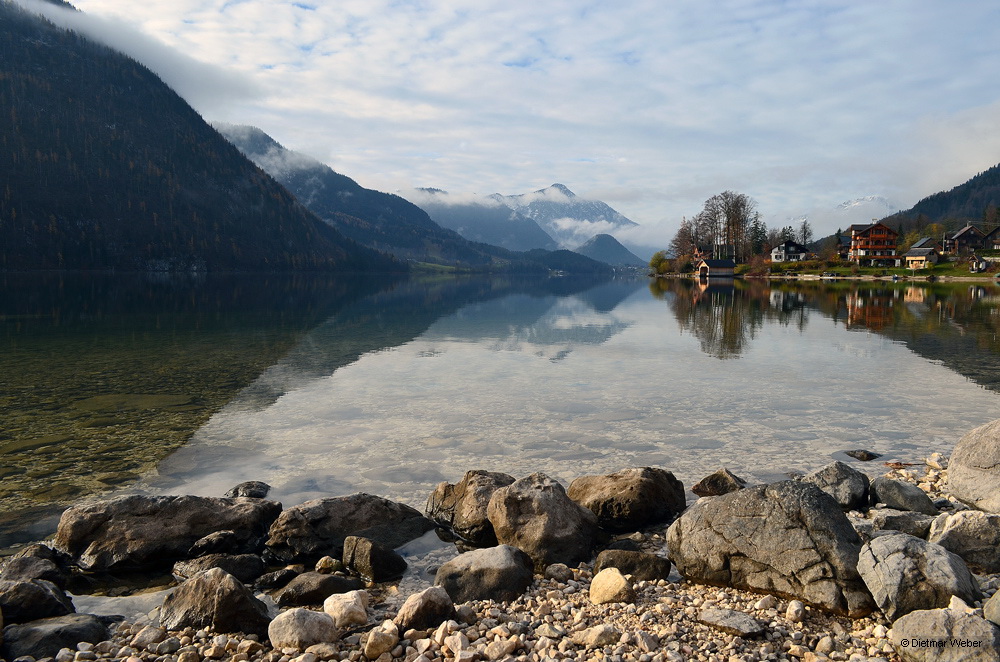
[928,510,1000,573]
[342,536,407,583]
[425,470,515,546]
[567,467,685,533]
[593,549,671,582]
[857,533,982,622]
[1,614,108,661]
[0,579,74,624]
[435,545,534,603]
[666,480,875,617]
[890,608,1000,662]
[803,461,870,511]
[872,478,938,516]
[274,572,365,607]
[844,450,881,461]
[691,468,747,497]
[487,472,598,569]
[871,508,935,539]
[159,567,270,637]
[172,553,266,584]
[268,608,339,650]
[265,493,434,564]
[53,495,281,571]
[697,608,765,637]
[0,556,67,589]
[570,624,620,648]
[949,418,1000,513]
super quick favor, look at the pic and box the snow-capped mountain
[835,196,899,222]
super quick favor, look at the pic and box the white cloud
[63,0,1000,238]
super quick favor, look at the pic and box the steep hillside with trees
[0,1,396,271]
[889,164,1000,228]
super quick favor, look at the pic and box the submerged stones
[666,480,875,617]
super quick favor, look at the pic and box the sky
[21,0,1000,244]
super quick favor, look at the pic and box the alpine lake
[4,272,1000,553]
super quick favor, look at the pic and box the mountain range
[0,1,396,272]
[573,234,646,267]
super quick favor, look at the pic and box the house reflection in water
[845,288,901,332]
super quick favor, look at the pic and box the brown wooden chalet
[848,222,900,267]
[945,225,986,254]
[695,258,736,278]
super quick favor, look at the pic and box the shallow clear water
[5,274,1000,548]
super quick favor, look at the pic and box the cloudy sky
[27,0,1000,241]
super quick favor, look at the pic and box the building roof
[851,222,898,237]
[952,225,984,238]
[697,259,736,268]
[773,240,810,253]
[910,237,935,249]
[904,248,936,257]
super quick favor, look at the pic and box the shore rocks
[589,567,635,604]
[342,535,407,582]
[0,579,74,624]
[172,553,266,584]
[487,473,598,569]
[666,480,875,617]
[567,467,685,533]
[224,481,271,499]
[264,493,434,564]
[274,572,365,607]
[393,586,455,631]
[803,461,871,511]
[323,590,369,628]
[691,468,747,497]
[872,477,938,516]
[425,470,515,545]
[890,608,1000,662]
[435,545,534,603]
[159,567,271,637]
[0,556,68,589]
[857,533,982,622]
[871,508,935,539]
[0,614,108,661]
[949,418,1000,513]
[697,608,765,637]
[53,495,281,571]
[928,509,1000,573]
[592,549,672,582]
[267,608,338,650]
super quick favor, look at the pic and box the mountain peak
[541,183,576,197]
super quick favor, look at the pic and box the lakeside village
[649,221,1000,280]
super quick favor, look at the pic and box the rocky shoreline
[2,422,1000,662]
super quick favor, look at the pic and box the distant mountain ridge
[494,184,639,248]
[0,2,394,272]
[573,234,646,267]
[410,189,559,252]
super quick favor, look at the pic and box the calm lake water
[4,273,1000,550]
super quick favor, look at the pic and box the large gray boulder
[53,495,281,571]
[265,493,434,564]
[487,473,598,569]
[0,579,74,624]
[890,609,1000,662]
[666,481,874,617]
[393,586,455,631]
[159,567,270,637]
[1,614,108,661]
[928,510,1000,573]
[0,556,68,589]
[268,608,338,650]
[434,545,534,603]
[803,461,870,511]
[871,508,935,539]
[857,533,982,622]
[567,467,685,533]
[949,419,1000,513]
[425,470,515,546]
[872,477,938,516]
